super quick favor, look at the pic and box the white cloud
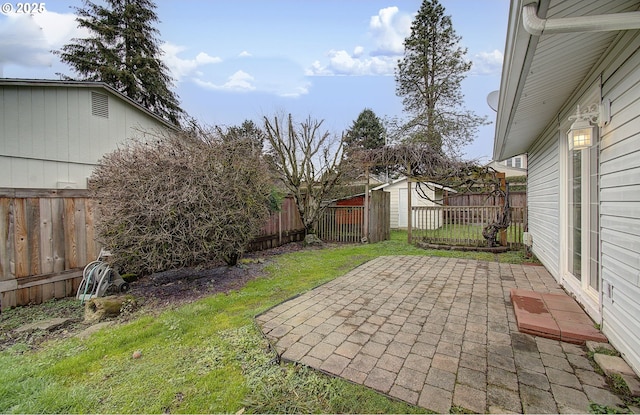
[239,50,252,57]
[31,11,89,48]
[280,85,309,98]
[471,49,503,75]
[0,11,87,69]
[369,6,412,56]
[161,42,221,81]
[306,49,398,76]
[194,70,256,92]
[225,70,255,90]
[305,6,410,76]
[192,56,310,98]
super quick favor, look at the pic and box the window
[91,92,109,118]
[505,156,522,168]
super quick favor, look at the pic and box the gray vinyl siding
[599,33,640,375]
[527,128,561,281]
[0,85,168,189]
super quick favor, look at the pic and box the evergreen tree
[344,108,386,152]
[56,0,183,125]
[395,0,487,155]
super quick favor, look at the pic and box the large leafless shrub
[90,128,274,274]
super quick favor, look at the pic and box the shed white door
[398,189,408,228]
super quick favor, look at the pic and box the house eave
[493,0,640,162]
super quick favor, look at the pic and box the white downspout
[523,3,640,36]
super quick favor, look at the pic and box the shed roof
[372,177,456,193]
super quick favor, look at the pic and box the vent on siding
[91,92,109,118]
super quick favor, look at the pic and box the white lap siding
[599,31,640,375]
[528,128,561,281]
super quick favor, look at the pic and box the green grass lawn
[414,223,525,245]
[0,231,535,413]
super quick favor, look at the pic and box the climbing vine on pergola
[350,143,511,247]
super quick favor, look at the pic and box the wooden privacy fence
[317,190,390,243]
[444,191,526,208]
[0,189,98,310]
[317,206,364,243]
[0,189,305,310]
[249,196,305,251]
[412,205,527,249]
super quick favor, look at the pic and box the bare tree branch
[264,113,345,233]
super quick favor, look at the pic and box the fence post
[407,165,412,244]
[498,173,507,246]
[278,210,282,245]
[364,166,369,242]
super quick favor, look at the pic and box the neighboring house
[503,154,528,170]
[485,154,528,177]
[373,177,451,229]
[0,78,177,189]
[494,0,640,374]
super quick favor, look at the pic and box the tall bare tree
[264,114,344,233]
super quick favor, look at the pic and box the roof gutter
[522,3,640,36]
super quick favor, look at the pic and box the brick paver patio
[256,256,629,413]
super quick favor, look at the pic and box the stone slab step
[511,288,607,344]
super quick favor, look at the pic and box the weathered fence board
[0,189,307,309]
[318,190,390,243]
[0,198,11,280]
[444,191,526,208]
[39,198,54,275]
[369,190,390,243]
[317,206,364,242]
[250,196,306,251]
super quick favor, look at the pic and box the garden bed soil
[0,242,306,351]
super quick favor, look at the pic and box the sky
[0,0,509,162]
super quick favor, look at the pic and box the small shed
[373,177,452,230]
[328,194,364,226]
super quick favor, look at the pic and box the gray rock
[76,321,114,340]
[15,317,72,333]
[586,341,616,354]
[594,353,636,377]
[303,234,323,246]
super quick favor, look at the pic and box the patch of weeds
[450,405,475,414]
[0,298,85,352]
[601,373,640,409]
[496,249,542,265]
[595,347,621,357]
[608,373,631,397]
[223,326,426,414]
[118,296,138,317]
[0,298,83,332]
[587,347,621,376]
[589,402,630,414]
